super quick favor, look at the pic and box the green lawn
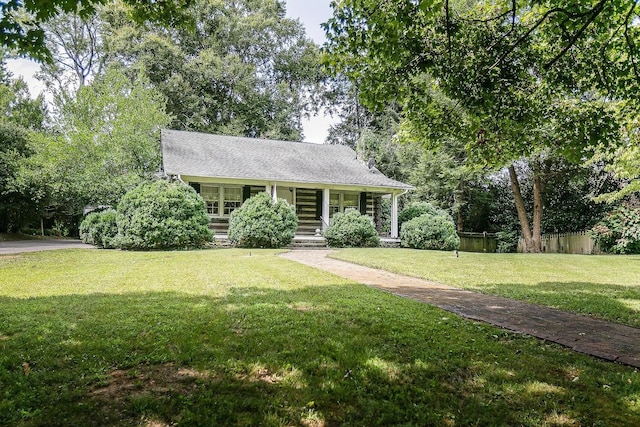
[330,248,640,327]
[1,249,640,426]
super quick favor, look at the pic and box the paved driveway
[0,239,95,254]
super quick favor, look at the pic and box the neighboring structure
[161,129,414,237]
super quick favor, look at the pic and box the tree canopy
[323,0,639,251]
[0,58,45,232]
[0,0,191,61]
[100,0,323,139]
[15,66,171,219]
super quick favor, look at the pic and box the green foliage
[400,213,460,251]
[79,209,118,248]
[228,192,298,248]
[16,66,171,219]
[323,0,636,252]
[495,231,519,253]
[485,160,619,236]
[592,115,640,203]
[0,0,191,61]
[103,0,322,140]
[0,122,34,232]
[355,124,404,179]
[0,63,45,233]
[590,205,640,254]
[324,208,380,248]
[116,180,213,250]
[398,201,451,229]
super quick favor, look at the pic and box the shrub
[79,209,118,248]
[228,192,298,248]
[324,208,380,248]
[590,205,640,254]
[117,180,213,250]
[400,213,460,251]
[398,201,451,229]
[495,231,519,253]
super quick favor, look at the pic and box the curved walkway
[280,250,640,368]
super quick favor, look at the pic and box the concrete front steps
[289,235,327,249]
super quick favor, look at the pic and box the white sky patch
[6,57,44,97]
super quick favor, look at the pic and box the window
[343,193,359,209]
[329,192,340,217]
[329,191,360,218]
[223,187,242,215]
[201,185,219,215]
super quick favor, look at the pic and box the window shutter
[360,192,367,215]
[242,186,251,202]
[189,183,201,193]
[315,190,323,220]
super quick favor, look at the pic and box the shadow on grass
[1,286,640,426]
[475,281,640,327]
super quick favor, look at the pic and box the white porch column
[322,188,330,231]
[271,182,277,201]
[391,193,399,238]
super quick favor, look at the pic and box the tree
[0,58,45,233]
[15,66,171,227]
[353,106,405,180]
[323,0,633,252]
[485,159,620,235]
[37,10,104,94]
[102,0,324,140]
[0,0,191,61]
[324,76,374,148]
[591,114,640,203]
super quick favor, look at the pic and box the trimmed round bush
[116,180,213,250]
[324,208,380,248]
[79,209,118,248]
[228,192,298,248]
[400,213,460,251]
[399,201,451,229]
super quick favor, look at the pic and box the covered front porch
[184,177,406,238]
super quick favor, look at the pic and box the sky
[5,0,337,143]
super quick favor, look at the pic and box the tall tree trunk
[508,164,537,253]
[531,165,543,253]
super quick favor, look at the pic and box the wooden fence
[458,232,497,253]
[518,231,600,254]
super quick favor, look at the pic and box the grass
[330,248,640,327]
[1,248,640,426]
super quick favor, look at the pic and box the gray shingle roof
[161,130,414,191]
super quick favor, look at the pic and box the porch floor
[213,234,401,248]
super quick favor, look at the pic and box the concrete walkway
[280,250,640,368]
[0,239,94,254]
